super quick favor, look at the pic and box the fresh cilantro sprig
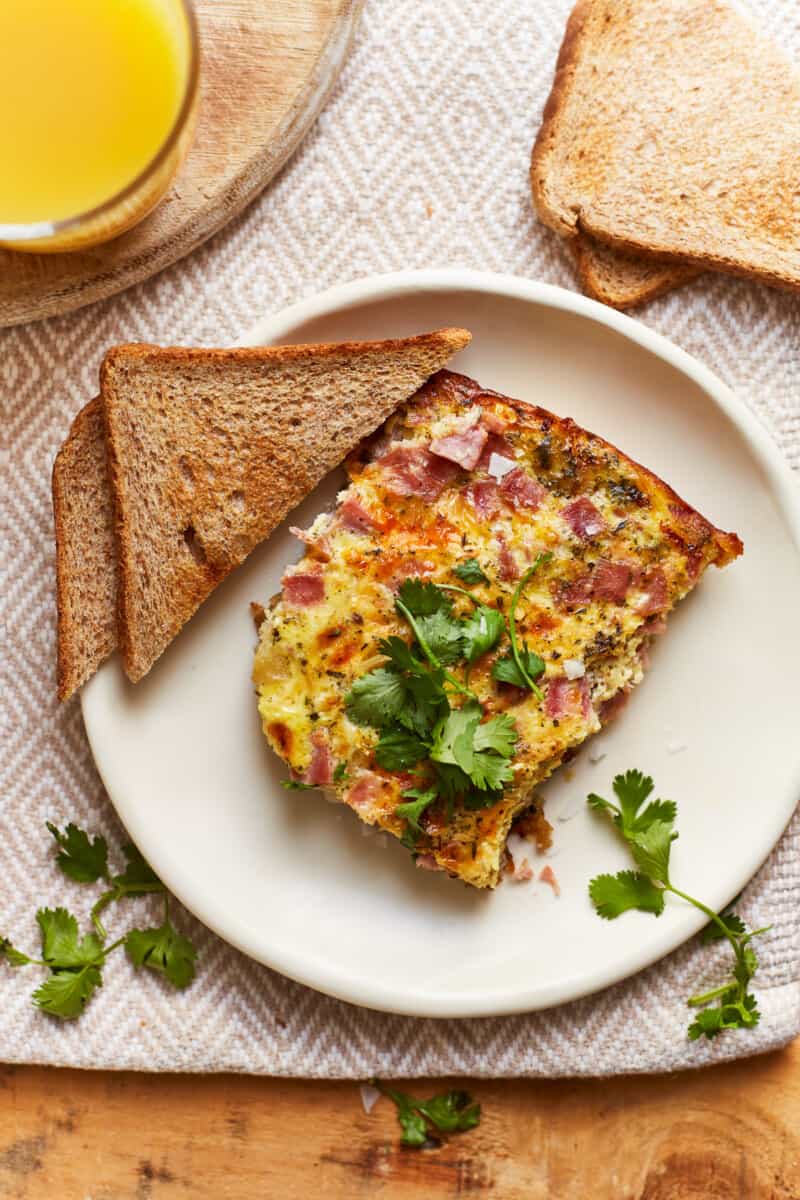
[1,824,198,1020]
[393,581,477,699]
[371,1079,481,1147]
[453,558,490,585]
[344,566,555,840]
[491,554,551,695]
[587,771,770,1040]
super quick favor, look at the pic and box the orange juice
[0,0,197,250]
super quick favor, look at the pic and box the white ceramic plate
[83,270,800,1017]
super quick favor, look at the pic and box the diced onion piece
[563,658,586,680]
[360,1083,381,1115]
[487,452,516,481]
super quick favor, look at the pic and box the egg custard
[253,371,742,888]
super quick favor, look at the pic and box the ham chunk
[545,675,591,721]
[496,533,519,581]
[561,497,606,541]
[304,731,333,786]
[338,495,379,533]
[429,425,488,470]
[592,559,632,603]
[500,468,546,512]
[464,479,500,518]
[283,571,325,606]
[380,445,460,500]
[638,567,668,615]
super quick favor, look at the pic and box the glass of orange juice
[0,0,199,253]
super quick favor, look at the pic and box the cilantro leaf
[46,822,108,883]
[378,636,425,673]
[346,668,408,728]
[430,703,481,775]
[454,559,490,585]
[112,843,162,892]
[701,911,747,943]
[629,820,676,886]
[333,761,349,784]
[469,752,514,793]
[126,921,197,990]
[688,993,760,1040]
[588,870,665,919]
[473,713,517,758]
[430,703,516,795]
[492,646,545,688]
[372,1081,481,1148]
[687,1006,726,1041]
[415,610,464,665]
[462,605,505,664]
[433,762,475,802]
[32,964,103,1020]
[400,668,449,737]
[0,937,33,967]
[374,727,429,771]
[611,769,654,830]
[281,779,317,791]
[417,1090,481,1135]
[36,908,104,969]
[396,787,438,833]
[588,772,674,839]
[396,579,452,617]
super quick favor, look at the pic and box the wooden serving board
[0,0,363,328]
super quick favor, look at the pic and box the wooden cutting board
[0,0,362,328]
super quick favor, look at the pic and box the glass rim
[0,0,200,242]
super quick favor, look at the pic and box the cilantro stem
[667,883,764,1014]
[91,882,165,940]
[395,597,478,701]
[439,584,482,605]
[687,982,733,1007]
[506,553,552,699]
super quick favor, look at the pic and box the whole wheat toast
[53,329,471,698]
[532,0,800,296]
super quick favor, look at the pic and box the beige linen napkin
[2,0,798,1075]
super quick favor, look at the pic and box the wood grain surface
[0,0,363,328]
[1,1041,798,1198]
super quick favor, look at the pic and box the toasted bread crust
[53,397,117,701]
[574,235,701,310]
[102,330,471,682]
[530,0,593,240]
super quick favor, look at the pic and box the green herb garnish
[454,559,490,585]
[491,553,551,695]
[371,1079,481,1147]
[588,771,770,1040]
[1,825,198,1020]
[343,569,553,842]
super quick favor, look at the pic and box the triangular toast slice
[102,330,471,683]
[254,370,741,888]
[54,330,470,698]
[532,0,800,296]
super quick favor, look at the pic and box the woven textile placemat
[2,0,799,1077]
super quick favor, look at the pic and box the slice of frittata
[253,370,742,888]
